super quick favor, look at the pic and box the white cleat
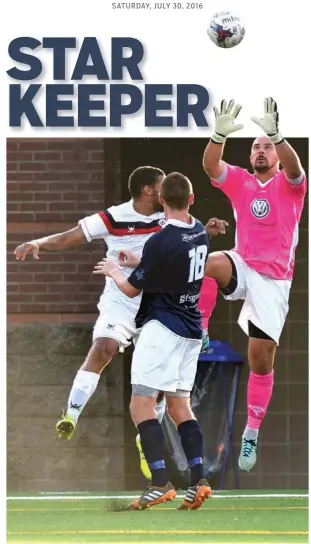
[238,437,257,471]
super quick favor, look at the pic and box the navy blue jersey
[128,217,209,339]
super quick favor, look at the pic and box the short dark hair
[161,172,192,210]
[128,166,165,198]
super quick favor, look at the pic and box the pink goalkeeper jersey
[211,164,307,280]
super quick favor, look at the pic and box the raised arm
[203,141,226,179]
[203,99,243,179]
[251,97,305,182]
[14,226,86,260]
[273,141,303,181]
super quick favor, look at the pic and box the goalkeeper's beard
[254,164,270,173]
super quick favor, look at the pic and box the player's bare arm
[14,226,86,260]
[203,99,243,179]
[251,97,304,181]
[272,140,303,181]
[93,258,140,298]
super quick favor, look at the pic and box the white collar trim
[166,217,195,229]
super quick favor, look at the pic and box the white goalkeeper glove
[251,97,284,145]
[211,99,244,144]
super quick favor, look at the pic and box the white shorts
[93,290,139,352]
[131,320,202,393]
[223,251,291,345]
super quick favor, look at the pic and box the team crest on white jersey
[128,225,135,232]
[251,199,270,218]
[158,218,166,228]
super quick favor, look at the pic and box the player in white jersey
[14,166,168,440]
[203,98,307,472]
[14,164,227,461]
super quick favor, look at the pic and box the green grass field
[7,490,308,544]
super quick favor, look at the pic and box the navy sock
[137,419,168,487]
[178,419,204,486]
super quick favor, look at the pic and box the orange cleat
[126,482,176,510]
[178,479,212,510]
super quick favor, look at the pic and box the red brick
[60,172,93,182]
[7,304,19,313]
[63,252,93,262]
[35,294,65,303]
[7,264,18,273]
[62,192,92,201]
[33,192,62,202]
[47,161,83,172]
[72,182,103,191]
[48,202,77,212]
[8,294,34,303]
[7,162,18,172]
[46,263,77,273]
[7,192,33,201]
[7,203,19,212]
[20,202,48,211]
[19,304,49,312]
[7,283,18,292]
[35,273,63,282]
[7,172,34,182]
[35,213,63,222]
[47,140,83,151]
[48,283,78,293]
[7,273,32,283]
[47,304,74,312]
[63,273,93,283]
[63,293,92,302]
[17,183,48,192]
[7,152,33,162]
[33,152,62,161]
[7,140,20,151]
[7,183,19,192]
[62,151,89,162]
[19,141,47,151]
[9,213,34,222]
[19,162,47,171]
[32,172,65,182]
[19,283,48,293]
[18,263,48,273]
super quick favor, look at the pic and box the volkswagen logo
[251,199,270,218]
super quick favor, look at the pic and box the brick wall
[7,138,121,315]
[7,138,124,493]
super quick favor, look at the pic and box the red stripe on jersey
[98,211,161,236]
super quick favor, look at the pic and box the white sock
[155,397,166,423]
[67,370,100,422]
[243,426,259,441]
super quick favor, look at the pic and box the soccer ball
[207,11,245,48]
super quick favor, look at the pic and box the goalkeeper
[202,97,307,472]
